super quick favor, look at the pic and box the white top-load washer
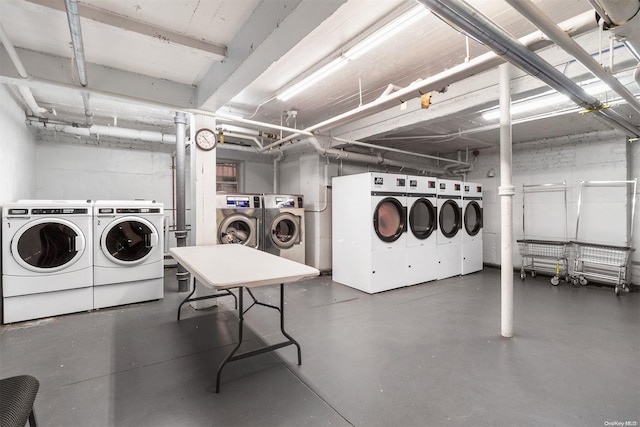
[436,179,463,280]
[462,182,483,275]
[216,194,262,249]
[406,176,438,285]
[262,194,305,264]
[93,200,164,309]
[332,172,408,294]
[2,200,93,323]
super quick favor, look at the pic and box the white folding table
[169,245,319,392]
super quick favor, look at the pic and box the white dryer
[332,172,408,294]
[2,200,93,323]
[93,200,164,309]
[436,179,463,280]
[216,194,262,249]
[406,176,438,285]
[462,182,483,275]
[262,194,305,264]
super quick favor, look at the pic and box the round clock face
[195,128,217,151]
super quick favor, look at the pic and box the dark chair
[0,375,39,427]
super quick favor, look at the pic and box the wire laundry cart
[518,182,571,285]
[572,179,637,296]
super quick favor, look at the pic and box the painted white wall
[0,86,37,204]
[465,130,632,273]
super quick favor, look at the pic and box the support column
[499,63,515,338]
[174,112,190,292]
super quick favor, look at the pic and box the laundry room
[1,0,639,426]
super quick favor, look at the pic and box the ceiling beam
[25,0,226,60]
[196,0,346,112]
[0,48,196,109]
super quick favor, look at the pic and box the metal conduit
[506,0,640,116]
[64,0,93,126]
[416,0,640,138]
[174,112,189,292]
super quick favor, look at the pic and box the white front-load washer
[462,182,483,275]
[216,194,262,249]
[262,194,305,264]
[436,179,463,279]
[332,172,407,294]
[406,176,438,285]
[93,200,164,309]
[2,200,93,323]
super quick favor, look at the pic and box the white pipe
[64,0,93,126]
[0,23,48,116]
[506,0,640,116]
[26,120,176,143]
[499,63,515,338]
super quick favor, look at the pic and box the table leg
[214,284,302,393]
[177,277,238,321]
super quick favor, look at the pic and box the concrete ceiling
[1,0,639,162]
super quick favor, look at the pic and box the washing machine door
[373,197,406,242]
[269,212,301,249]
[101,216,158,265]
[218,214,258,247]
[409,198,436,240]
[464,201,483,236]
[11,218,86,272]
[439,200,462,238]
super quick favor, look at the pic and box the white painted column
[499,63,515,338]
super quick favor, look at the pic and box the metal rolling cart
[517,182,571,286]
[572,179,637,296]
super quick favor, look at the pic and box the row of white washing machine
[332,172,483,294]
[215,193,305,264]
[2,200,164,323]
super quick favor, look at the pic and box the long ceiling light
[277,5,429,102]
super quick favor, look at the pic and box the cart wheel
[615,286,620,296]
[565,275,571,283]
[551,276,560,286]
[520,271,526,280]
[571,278,580,287]
[579,276,588,286]
[531,271,536,278]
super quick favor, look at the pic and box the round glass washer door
[218,214,257,246]
[409,198,436,240]
[269,213,300,249]
[101,216,158,265]
[12,218,86,273]
[464,201,483,236]
[439,200,461,238]
[373,197,406,243]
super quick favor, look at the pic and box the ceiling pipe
[259,11,597,150]
[64,0,93,126]
[0,22,48,116]
[26,119,176,143]
[591,0,640,61]
[416,0,640,138]
[505,0,640,116]
[331,136,470,166]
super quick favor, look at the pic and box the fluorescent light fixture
[277,5,429,102]
[277,57,347,102]
[482,91,570,121]
[344,6,429,60]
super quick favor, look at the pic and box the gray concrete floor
[1,267,638,426]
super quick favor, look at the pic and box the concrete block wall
[0,86,37,204]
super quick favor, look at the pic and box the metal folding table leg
[214,284,302,393]
[177,276,238,321]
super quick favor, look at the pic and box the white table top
[169,245,320,290]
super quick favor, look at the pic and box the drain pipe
[0,23,48,116]
[416,0,640,138]
[64,0,93,126]
[499,63,515,338]
[174,112,189,292]
[506,0,640,116]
